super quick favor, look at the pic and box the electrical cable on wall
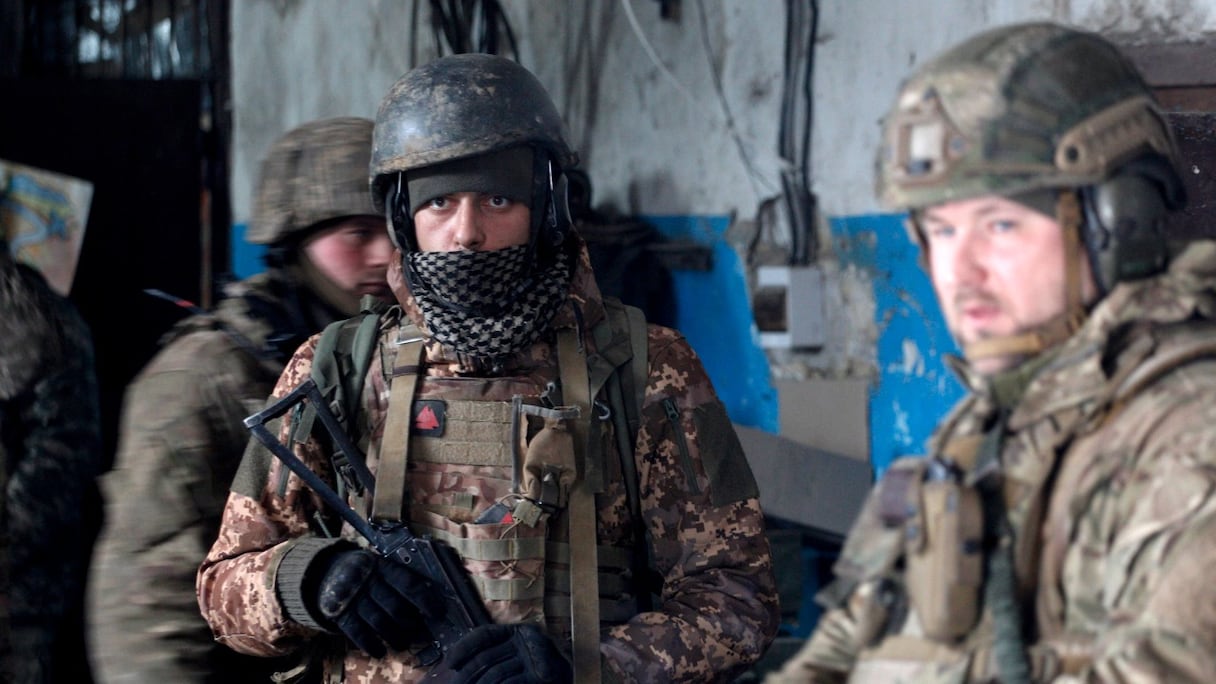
[778,0,818,265]
[620,0,697,102]
[693,0,774,204]
[427,0,519,60]
[621,0,775,206]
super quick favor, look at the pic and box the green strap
[545,540,632,568]
[371,337,425,523]
[545,596,638,623]
[557,328,602,684]
[624,304,648,437]
[976,413,1031,684]
[412,524,547,561]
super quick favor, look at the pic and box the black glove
[311,547,446,658]
[427,624,573,683]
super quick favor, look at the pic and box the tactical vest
[304,297,655,681]
[823,322,1216,683]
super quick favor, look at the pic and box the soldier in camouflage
[0,235,102,683]
[769,21,1216,684]
[89,117,394,682]
[198,54,779,683]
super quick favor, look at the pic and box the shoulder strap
[298,299,390,459]
[595,299,648,448]
[596,299,658,607]
[371,336,426,523]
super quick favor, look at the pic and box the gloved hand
[311,547,446,658]
[427,623,573,683]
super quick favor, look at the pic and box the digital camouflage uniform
[91,116,381,683]
[768,240,1216,683]
[89,273,315,682]
[198,239,781,683]
[0,247,102,683]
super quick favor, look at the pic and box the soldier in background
[198,53,778,683]
[88,117,394,683]
[0,231,103,683]
[769,21,1216,683]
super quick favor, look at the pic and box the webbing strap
[371,337,425,523]
[557,328,602,684]
[474,576,546,602]
[412,523,546,561]
[547,567,630,596]
[624,304,648,434]
[545,596,638,623]
[349,312,382,394]
[545,541,631,567]
[976,413,1031,684]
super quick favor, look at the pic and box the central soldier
[198,53,778,683]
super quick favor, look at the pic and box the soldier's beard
[406,244,571,360]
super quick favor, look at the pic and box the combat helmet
[876,21,1186,360]
[369,53,578,254]
[248,117,378,246]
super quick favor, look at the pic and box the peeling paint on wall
[645,214,779,432]
[830,213,965,475]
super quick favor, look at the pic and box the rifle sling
[557,328,602,684]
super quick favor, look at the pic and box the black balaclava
[403,147,573,360]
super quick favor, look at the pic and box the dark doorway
[1,3,230,681]
[0,78,210,468]
[0,75,214,684]
[1120,39,1216,242]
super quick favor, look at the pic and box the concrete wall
[231,1,787,224]
[229,0,1216,473]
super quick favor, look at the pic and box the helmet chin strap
[962,191,1089,363]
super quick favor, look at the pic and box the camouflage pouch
[904,462,984,643]
[413,506,548,626]
[515,399,581,521]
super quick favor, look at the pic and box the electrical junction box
[753,265,826,350]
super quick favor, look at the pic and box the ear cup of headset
[1083,170,1170,289]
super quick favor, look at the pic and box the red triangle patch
[415,405,440,431]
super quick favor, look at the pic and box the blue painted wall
[830,213,964,476]
[644,215,779,433]
[231,222,265,279]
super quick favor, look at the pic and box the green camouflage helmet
[247,117,377,245]
[876,22,1181,213]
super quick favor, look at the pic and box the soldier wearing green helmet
[769,21,1216,683]
[89,117,394,682]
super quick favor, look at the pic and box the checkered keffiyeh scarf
[406,244,571,358]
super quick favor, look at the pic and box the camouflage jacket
[0,255,101,682]
[198,241,780,683]
[90,272,321,683]
[768,240,1216,684]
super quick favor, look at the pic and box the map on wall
[0,159,93,295]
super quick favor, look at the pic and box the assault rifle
[244,378,491,664]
